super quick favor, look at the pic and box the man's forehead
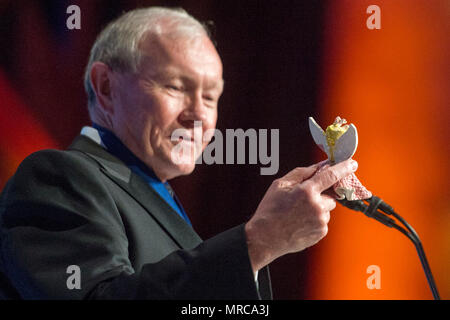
[140,31,218,60]
[138,33,223,83]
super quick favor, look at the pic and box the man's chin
[164,146,201,179]
[164,161,196,179]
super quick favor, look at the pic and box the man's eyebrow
[148,68,224,91]
[205,78,224,91]
[176,74,225,91]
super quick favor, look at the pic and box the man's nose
[178,93,207,127]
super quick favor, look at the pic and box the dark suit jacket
[0,134,272,299]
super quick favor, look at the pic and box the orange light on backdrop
[307,0,449,299]
[0,71,59,188]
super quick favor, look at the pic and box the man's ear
[90,62,115,116]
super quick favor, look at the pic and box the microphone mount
[338,196,440,300]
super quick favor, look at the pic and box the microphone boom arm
[338,196,441,300]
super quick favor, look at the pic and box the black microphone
[338,196,397,228]
[337,198,366,212]
[377,198,396,215]
[338,196,395,215]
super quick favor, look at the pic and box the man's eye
[166,85,183,92]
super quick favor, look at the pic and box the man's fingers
[322,187,338,199]
[321,211,331,225]
[321,195,337,212]
[307,159,358,192]
[281,160,327,184]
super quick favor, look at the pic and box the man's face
[109,33,223,181]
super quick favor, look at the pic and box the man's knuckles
[319,211,331,225]
[311,220,329,238]
[317,168,340,187]
[282,166,314,182]
[319,224,328,238]
[295,182,315,199]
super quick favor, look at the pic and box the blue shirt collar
[92,123,161,182]
[90,123,192,225]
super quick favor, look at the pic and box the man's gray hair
[83,7,212,116]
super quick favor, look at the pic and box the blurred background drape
[0,0,448,299]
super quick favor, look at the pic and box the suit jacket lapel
[68,135,202,250]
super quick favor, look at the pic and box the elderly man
[0,7,357,299]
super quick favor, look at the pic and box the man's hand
[245,159,358,273]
